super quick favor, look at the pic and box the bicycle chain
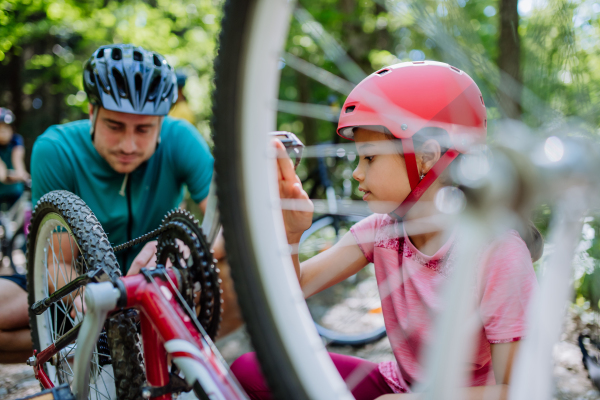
[112,225,169,253]
[112,209,222,338]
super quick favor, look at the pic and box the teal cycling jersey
[31,117,213,273]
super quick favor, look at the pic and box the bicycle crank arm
[30,268,110,315]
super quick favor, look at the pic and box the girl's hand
[274,139,313,242]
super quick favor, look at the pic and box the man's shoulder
[34,120,90,157]
[38,119,90,144]
[161,116,198,137]
[159,116,210,155]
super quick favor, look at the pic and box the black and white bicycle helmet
[83,44,177,116]
[0,108,15,124]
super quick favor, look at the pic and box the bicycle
[211,0,600,398]
[0,181,31,273]
[26,191,234,400]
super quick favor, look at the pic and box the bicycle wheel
[300,214,386,347]
[213,0,352,398]
[27,191,144,400]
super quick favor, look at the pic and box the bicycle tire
[27,191,144,400]
[300,214,387,347]
[213,0,352,398]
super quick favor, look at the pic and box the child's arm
[375,341,520,400]
[276,139,369,297]
[299,231,369,298]
[9,145,29,182]
[0,158,7,183]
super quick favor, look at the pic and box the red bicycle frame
[31,269,247,400]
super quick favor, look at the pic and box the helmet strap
[401,138,420,190]
[389,145,459,221]
[90,105,99,143]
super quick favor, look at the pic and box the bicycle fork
[73,273,248,400]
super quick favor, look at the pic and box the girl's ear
[418,139,442,174]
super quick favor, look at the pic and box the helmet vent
[345,105,356,113]
[111,68,127,98]
[97,49,105,58]
[111,48,122,61]
[412,61,425,64]
[153,55,161,67]
[376,68,390,76]
[148,76,161,100]
[450,66,461,73]
[484,119,487,128]
[133,51,143,62]
[134,73,143,95]
[480,95,484,105]
[163,84,174,101]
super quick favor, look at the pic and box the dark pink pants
[230,352,394,400]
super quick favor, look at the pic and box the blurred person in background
[0,107,32,363]
[169,71,196,125]
[0,108,29,209]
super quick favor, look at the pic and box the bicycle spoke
[282,52,355,95]
[293,6,366,84]
[94,363,114,400]
[277,100,340,122]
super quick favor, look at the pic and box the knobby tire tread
[26,191,144,399]
[107,311,145,400]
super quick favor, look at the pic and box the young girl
[231,61,539,400]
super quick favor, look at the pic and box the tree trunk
[7,51,23,130]
[497,0,522,119]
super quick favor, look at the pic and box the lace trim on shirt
[373,219,456,274]
[401,243,449,272]
[488,337,522,344]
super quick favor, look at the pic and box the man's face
[0,123,13,146]
[90,105,161,174]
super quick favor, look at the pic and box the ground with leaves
[1,309,597,400]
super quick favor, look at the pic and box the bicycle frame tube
[34,270,247,399]
[122,272,247,400]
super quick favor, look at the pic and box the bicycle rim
[30,213,116,399]
[213,0,352,398]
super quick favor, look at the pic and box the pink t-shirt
[350,214,537,393]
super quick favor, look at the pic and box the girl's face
[352,128,411,214]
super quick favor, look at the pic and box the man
[0,44,240,363]
[32,44,213,271]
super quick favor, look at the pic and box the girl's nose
[352,165,364,182]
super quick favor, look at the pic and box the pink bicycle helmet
[337,61,487,219]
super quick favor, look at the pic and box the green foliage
[0,0,222,143]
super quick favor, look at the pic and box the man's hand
[127,241,158,276]
[274,139,313,243]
